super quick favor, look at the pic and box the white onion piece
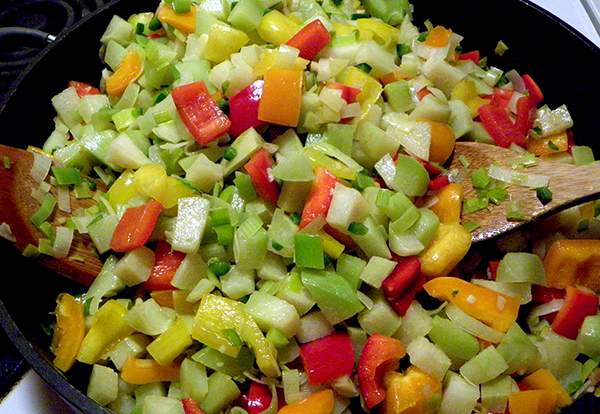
[29,151,53,182]
[487,164,549,188]
[0,222,16,242]
[505,69,526,93]
[445,303,505,343]
[57,185,71,213]
[52,226,74,259]
[526,299,565,329]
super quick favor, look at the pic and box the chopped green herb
[506,200,526,221]
[3,156,11,169]
[351,13,370,20]
[52,166,83,186]
[462,197,488,214]
[547,140,559,151]
[207,257,231,276]
[348,221,369,235]
[289,212,301,225]
[487,188,508,205]
[148,17,162,31]
[535,186,553,205]
[223,146,238,161]
[396,44,412,58]
[271,240,284,251]
[471,169,491,189]
[217,99,230,116]
[355,63,372,73]
[222,328,244,347]
[451,290,459,297]
[462,221,481,232]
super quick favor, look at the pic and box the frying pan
[0,0,599,412]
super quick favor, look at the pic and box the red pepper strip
[228,79,265,137]
[143,241,185,291]
[325,81,361,104]
[531,285,566,304]
[171,81,231,146]
[238,382,286,413]
[245,148,280,204]
[358,333,406,409]
[418,159,444,177]
[299,332,356,385]
[387,276,426,317]
[477,102,527,148]
[551,286,599,340]
[110,200,163,253]
[428,175,450,190]
[285,19,332,61]
[521,74,544,104]
[458,50,481,65]
[382,256,421,302]
[488,260,501,280]
[515,96,537,136]
[182,398,205,414]
[69,80,101,97]
[417,87,433,100]
[299,167,340,229]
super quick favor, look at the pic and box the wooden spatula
[449,141,600,243]
[0,144,106,286]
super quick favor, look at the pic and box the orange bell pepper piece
[156,3,196,35]
[105,49,143,97]
[424,26,452,48]
[121,357,181,385]
[417,119,456,165]
[277,389,334,414]
[382,365,442,414]
[508,390,557,414]
[550,285,599,340]
[519,369,573,408]
[51,293,86,372]
[423,277,520,332]
[258,68,303,127]
[543,239,600,292]
[526,131,569,157]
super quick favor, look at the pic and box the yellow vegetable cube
[256,10,299,45]
[205,22,250,63]
[420,222,472,278]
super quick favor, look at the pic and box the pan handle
[0,27,56,48]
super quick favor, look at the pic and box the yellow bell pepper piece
[450,79,490,118]
[429,184,464,223]
[330,22,358,38]
[156,3,196,34]
[341,66,383,107]
[192,293,280,377]
[304,146,356,181]
[423,276,520,333]
[205,22,250,64]
[258,68,303,127]
[419,222,472,279]
[107,169,139,208]
[253,48,309,77]
[121,357,180,385]
[543,239,600,292]
[106,49,143,98]
[379,69,404,86]
[382,365,442,414]
[257,10,299,45]
[508,390,557,414]
[77,300,135,365]
[519,369,573,408]
[318,229,345,259]
[147,317,193,367]
[133,163,196,209]
[277,389,334,414]
[51,293,86,372]
[356,18,399,44]
[526,131,569,157]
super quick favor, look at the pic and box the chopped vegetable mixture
[18,0,600,413]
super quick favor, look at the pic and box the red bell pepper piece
[382,256,421,302]
[417,87,433,100]
[182,398,205,414]
[477,102,527,148]
[69,80,101,97]
[236,381,286,413]
[143,241,185,291]
[521,74,544,104]
[428,175,450,190]
[515,95,537,136]
[531,285,566,304]
[110,200,163,253]
[171,81,231,146]
[285,19,332,61]
[228,79,265,137]
[244,148,279,204]
[551,286,599,339]
[358,333,406,409]
[387,276,426,317]
[299,332,356,385]
[458,50,481,65]
[299,167,340,229]
[488,260,501,280]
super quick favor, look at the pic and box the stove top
[0,0,112,101]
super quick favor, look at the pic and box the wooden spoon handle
[451,142,600,243]
[0,145,105,286]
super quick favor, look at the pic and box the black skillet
[0,0,599,412]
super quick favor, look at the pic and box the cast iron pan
[0,0,599,412]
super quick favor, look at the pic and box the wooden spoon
[0,144,106,286]
[449,141,600,243]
